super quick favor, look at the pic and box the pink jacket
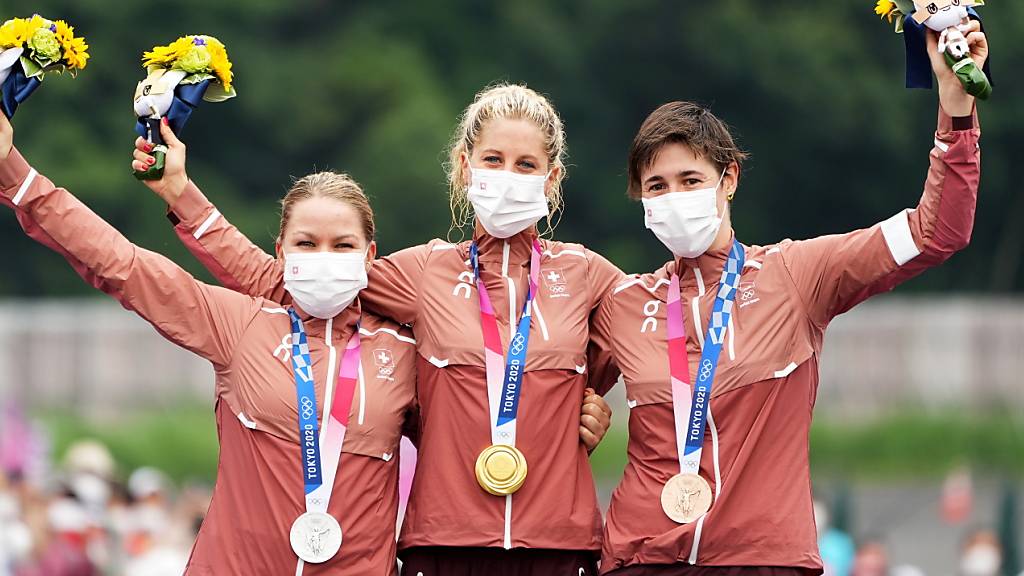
[595,109,981,572]
[0,151,417,575]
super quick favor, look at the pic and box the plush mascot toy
[875,0,992,99]
[0,15,89,118]
[133,35,235,180]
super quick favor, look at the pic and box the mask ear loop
[719,167,735,202]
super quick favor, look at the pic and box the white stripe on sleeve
[880,209,922,266]
[12,168,37,206]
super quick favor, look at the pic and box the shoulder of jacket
[358,313,417,347]
[539,239,590,261]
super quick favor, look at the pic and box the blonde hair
[278,172,375,242]
[445,83,567,238]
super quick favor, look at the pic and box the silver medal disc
[289,511,342,563]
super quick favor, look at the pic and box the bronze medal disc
[661,473,713,524]
[475,444,528,496]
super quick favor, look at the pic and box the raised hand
[927,19,989,116]
[132,118,189,205]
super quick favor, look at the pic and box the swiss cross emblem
[291,266,299,275]
[374,349,393,366]
[542,268,570,298]
[374,348,395,380]
[479,182,487,190]
[543,268,566,286]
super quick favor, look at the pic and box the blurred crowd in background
[1,408,203,576]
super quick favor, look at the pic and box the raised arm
[133,123,287,302]
[135,124,427,323]
[3,121,257,368]
[779,23,985,327]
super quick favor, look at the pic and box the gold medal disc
[475,444,528,496]
[661,473,713,524]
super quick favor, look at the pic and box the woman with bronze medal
[592,20,987,576]
[141,83,620,574]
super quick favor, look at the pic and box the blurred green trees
[4,0,1022,295]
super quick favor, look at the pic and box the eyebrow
[292,231,360,242]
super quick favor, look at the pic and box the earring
[727,191,735,202]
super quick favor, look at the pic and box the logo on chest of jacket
[738,282,759,308]
[374,348,395,381]
[542,267,570,298]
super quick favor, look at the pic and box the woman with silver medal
[594,22,987,575]
[0,111,423,574]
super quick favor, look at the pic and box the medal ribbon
[667,240,745,474]
[288,309,361,514]
[470,240,542,446]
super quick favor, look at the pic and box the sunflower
[142,35,233,91]
[874,0,901,22]
[0,15,44,49]
[202,36,233,91]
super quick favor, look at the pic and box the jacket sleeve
[360,243,431,325]
[586,250,626,395]
[1,150,259,368]
[168,180,288,303]
[779,108,981,328]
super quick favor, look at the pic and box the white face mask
[467,168,550,239]
[642,169,727,258]
[284,251,368,319]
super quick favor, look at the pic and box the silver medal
[289,511,342,563]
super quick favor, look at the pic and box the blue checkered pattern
[708,243,745,346]
[289,311,314,384]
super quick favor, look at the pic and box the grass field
[36,405,1024,484]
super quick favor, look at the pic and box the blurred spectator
[851,538,888,576]
[816,498,855,576]
[959,529,1002,576]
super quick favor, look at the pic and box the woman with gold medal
[139,83,620,574]
[592,20,987,576]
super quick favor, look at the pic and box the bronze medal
[475,444,528,496]
[661,473,713,524]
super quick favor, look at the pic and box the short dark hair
[627,101,749,200]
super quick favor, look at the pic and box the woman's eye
[685,179,703,187]
[483,155,501,164]
[648,183,667,193]
[517,160,537,170]
[335,243,354,250]
[296,240,315,248]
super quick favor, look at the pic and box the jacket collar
[463,221,539,268]
[291,298,362,343]
[665,231,738,293]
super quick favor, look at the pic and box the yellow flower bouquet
[0,14,89,117]
[133,35,236,180]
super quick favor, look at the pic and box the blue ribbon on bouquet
[133,79,211,138]
[1,67,42,119]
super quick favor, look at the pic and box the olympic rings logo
[300,396,315,420]
[549,285,567,294]
[510,334,526,355]
[699,359,713,381]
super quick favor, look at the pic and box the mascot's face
[133,68,187,118]
[912,0,975,30]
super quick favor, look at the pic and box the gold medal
[475,444,528,496]
[661,473,713,524]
